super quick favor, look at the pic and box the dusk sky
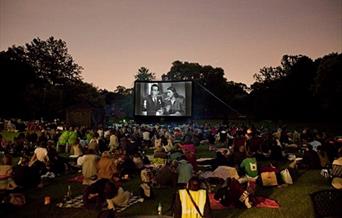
[1,0,341,90]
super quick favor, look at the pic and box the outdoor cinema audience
[0,117,341,217]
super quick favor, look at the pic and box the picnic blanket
[208,193,280,209]
[56,195,144,213]
[200,166,240,180]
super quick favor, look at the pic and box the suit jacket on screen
[145,95,163,115]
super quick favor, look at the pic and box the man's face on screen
[151,86,159,96]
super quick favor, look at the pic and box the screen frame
[133,80,193,118]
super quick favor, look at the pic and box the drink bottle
[157,202,162,215]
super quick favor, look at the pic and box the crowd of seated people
[0,118,341,215]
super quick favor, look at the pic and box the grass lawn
[1,144,331,218]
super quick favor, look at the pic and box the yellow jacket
[178,189,206,218]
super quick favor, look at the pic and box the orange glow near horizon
[1,0,341,90]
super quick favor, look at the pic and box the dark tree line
[250,54,342,120]
[0,37,104,119]
[1,37,341,121]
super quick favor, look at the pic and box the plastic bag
[281,169,293,184]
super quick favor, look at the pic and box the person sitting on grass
[154,160,178,188]
[78,149,99,185]
[97,151,118,181]
[180,138,198,171]
[70,138,83,157]
[231,131,247,166]
[46,140,67,176]
[177,156,193,188]
[331,148,342,189]
[109,130,120,152]
[139,167,154,199]
[213,151,231,170]
[163,132,174,152]
[0,154,17,190]
[29,141,49,168]
[117,154,138,179]
[83,178,117,210]
[29,141,49,187]
[239,152,258,195]
[153,134,162,151]
[214,177,252,208]
[13,156,32,189]
[317,145,329,168]
[239,153,258,183]
[106,184,132,210]
[173,176,212,218]
[132,152,144,172]
[56,128,69,153]
[88,133,100,153]
[302,144,321,169]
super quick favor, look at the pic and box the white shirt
[309,140,322,152]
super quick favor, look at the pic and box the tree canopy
[0,37,103,119]
[250,54,341,120]
[134,67,156,81]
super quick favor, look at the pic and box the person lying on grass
[83,178,117,210]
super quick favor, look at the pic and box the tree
[6,37,82,87]
[63,81,105,107]
[0,37,104,119]
[312,53,342,118]
[0,51,36,118]
[111,86,133,118]
[253,66,285,84]
[114,85,133,95]
[134,67,156,81]
[250,55,318,120]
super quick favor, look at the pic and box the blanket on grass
[209,193,280,209]
[56,195,143,213]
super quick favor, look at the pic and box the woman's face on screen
[167,90,174,98]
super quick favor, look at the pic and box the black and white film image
[134,81,192,117]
